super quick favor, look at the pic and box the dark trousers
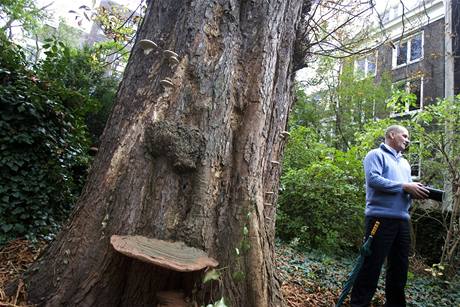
[350,216,411,307]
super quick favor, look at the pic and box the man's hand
[402,182,429,199]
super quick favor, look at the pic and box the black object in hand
[425,187,444,202]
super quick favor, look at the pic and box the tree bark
[24,0,309,306]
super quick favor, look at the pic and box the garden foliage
[277,71,394,253]
[0,33,118,244]
[0,0,47,35]
[277,126,365,253]
[280,78,458,270]
[413,96,460,273]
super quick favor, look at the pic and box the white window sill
[354,74,377,81]
[392,57,424,70]
[389,108,423,118]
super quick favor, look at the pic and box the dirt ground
[0,239,46,306]
[0,239,361,307]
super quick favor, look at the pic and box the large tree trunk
[24,0,308,306]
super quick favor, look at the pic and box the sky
[35,0,418,34]
[35,0,143,32]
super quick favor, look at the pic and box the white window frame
[354,51,378,79]
[390,77,424,116]
[392,31,424,69]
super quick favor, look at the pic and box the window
[392,32,423,68]
[396,41,408,66]
[410,34,422,61]
[391,78,424,114]
[408,79,422,111]
[110,60,126,79]
[367,54,377,75]
[354,53,377,78]
[410,155,422,178]
[23,46,37,63]
[407,141,421,179]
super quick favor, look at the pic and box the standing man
[350,125,429,307]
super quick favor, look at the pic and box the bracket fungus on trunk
[163,50,179,58]
[138,39,158,55]
[111,236,218,306]
[280,130,291,138]
[163,50,180,68]
[110,235,218,272]
[160,79,175,88]
[168,56,180,65]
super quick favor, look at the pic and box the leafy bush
[277,127,365,253]
[411,209,445,265]
[412,97,460,272]
[37,37,118,143]
[0,34,118,244]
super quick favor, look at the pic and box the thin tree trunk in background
[24,0,309,306]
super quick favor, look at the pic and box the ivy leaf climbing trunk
[24,0,310,306]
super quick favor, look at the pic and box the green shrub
[0,33,117,244]
[277,127,365,253]
[37,38,118,143]
[412,209,445,265]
